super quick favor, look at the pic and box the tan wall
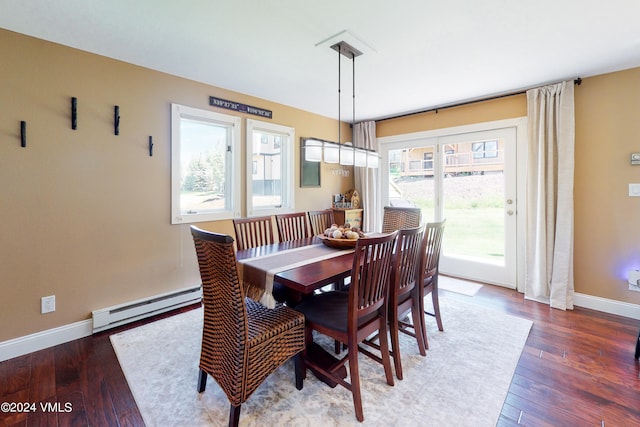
[2,27,638,344]
[0,29,353,342]
[377,68,640,305]
[376,94,527,136]
[573,68,640,303]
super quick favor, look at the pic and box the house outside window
[409,160,422,170]
[246,119,295,216]
[423,152,433,170]
[472,140,498,159]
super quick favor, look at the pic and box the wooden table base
[306,341,347,388]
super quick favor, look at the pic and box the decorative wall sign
[209,96,272,119]
[331,168,350,177]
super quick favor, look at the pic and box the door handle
[507,210,514,216]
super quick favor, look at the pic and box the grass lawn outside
[393,174,505,262]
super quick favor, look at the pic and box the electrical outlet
[41,295,55,314]
[628,270,640,292]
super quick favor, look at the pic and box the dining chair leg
[389,312,404,380]
[432,283,444,332]
[294,353,304,390]
[197,369,207,392]
[378,319,395,387]
[411,301,427,357]
[347,342,365,422]
[229,404,241,427]
[419,294,430,350]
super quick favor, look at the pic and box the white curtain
[354,121,381,232]
[525,81,575,310]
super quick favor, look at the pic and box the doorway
[379,118,526,288]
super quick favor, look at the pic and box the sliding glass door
[380,118,526,288]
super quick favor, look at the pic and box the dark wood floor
[1,284,639,427]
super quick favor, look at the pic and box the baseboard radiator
[92,285,202,333]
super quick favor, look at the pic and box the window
[409,160,422,170]
[246,119,295,216]
[423,152,433,170]
[171,104,241,224]
[472,140,498,159]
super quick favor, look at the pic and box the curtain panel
[525,81,575,310]
[354,121,381,232]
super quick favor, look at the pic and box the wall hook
[114,105,120,135]
[148,136,154,157]
[71,97,77,130]
[20,121,26,147]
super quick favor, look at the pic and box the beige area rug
[438,276,483,296]
[110,297,531,427]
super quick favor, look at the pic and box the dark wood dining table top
[235,236,354,296]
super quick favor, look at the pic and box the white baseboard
[1,292,637,363]
[574,292,640,320]
[0,319,93,362]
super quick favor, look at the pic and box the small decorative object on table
[318,223,365,248]
[351,190,360,209]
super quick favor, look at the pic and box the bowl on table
[318,235,358,249]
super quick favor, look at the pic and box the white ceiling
[1,0,639,121]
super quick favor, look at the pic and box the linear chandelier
[304,41,379,168]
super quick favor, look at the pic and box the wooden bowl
[318,235,358,249]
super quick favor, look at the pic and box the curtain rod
[377,78,582,122]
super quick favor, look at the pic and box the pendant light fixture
[333,41,357,166]
[303,40,379,168]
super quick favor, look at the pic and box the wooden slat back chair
[381,206,422,233]
[308,209,341,301]
[232,216,275,250]
[295,231,399,422]
[388,225,427,380]
[275,212,311,242]
[307,209,335,236]
[419,220,446,348]
[190,226,305,427]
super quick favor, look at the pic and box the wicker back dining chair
[295,231,399,422]
[307,209,335,236]
[419,220,446,348]
[190,226,305,427]
[275,212,311,242]
[387,225,427,380]
[381,206,422,233]
[232,216,275,250]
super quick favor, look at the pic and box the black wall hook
[71,97,77,130]
[114,105,120,135]
[148,136,154,157]
[20,121,26,147]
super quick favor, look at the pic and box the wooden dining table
[235,236,356,305]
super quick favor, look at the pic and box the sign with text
[209,96,272,119]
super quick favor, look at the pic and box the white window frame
[170,103,241,224]
[245,119,295,216]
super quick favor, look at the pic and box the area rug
[438,276,483,296]
[110,297,531,427]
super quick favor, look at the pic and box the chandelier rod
[352,50,355,129]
